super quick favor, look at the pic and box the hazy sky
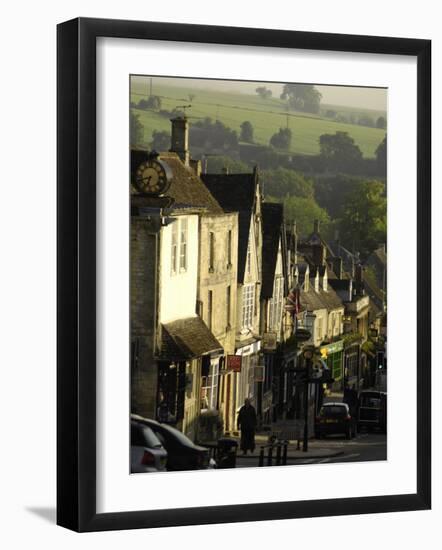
[133,75,387,112]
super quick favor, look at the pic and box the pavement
[229,419,346,462]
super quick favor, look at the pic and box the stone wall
[130,216,159,419]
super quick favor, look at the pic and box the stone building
[131,120,232,441]
[202,169,263,434]
[259,202,291,424]
[131,116,241,442]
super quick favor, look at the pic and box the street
[235,431,387,468]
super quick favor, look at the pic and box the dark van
[357,390,387,433]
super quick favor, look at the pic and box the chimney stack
[291,221,298,256]
[170,117,189,166]
[355,263,364,295]
[313,219,320,234]
[332,257,343,279]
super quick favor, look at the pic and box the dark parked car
[131,414,212,471]
[357,390,387,433]
[315,402,356,440]
[130,418,168,473]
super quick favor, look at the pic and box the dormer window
[209,231,215,272]
[247,241,251,275]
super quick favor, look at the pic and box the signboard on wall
[226,354,242,372]
[262,332,277,351]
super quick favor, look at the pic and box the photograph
[129,75,388,473]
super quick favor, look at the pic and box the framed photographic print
[57,17,431,532]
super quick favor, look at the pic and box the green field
[130,80,386,158]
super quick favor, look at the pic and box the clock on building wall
[134,157,172,196]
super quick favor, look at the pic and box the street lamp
[302,345,315,452]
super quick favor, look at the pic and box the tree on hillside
[151,130,170,151]
[375,135,387,174]
[376,116,387,129]
[261,168,313,199]
[337,180,386,259]
[280,84,322,114]
[130,111,144,146]
[314,175,368,219]
[191,117,238,150]
[357,115,375,127]
[138,95,162,111]
[256,86,272,99]
[204,155,250,174]
[188,93,196,103]
[268,195,330,238]
[319,131,363,172]
[240,121,254,143]
[270,127,292,150]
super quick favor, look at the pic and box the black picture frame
[57,17,431,532]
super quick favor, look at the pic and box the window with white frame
[227,230,232,266]
[246,241,251,275]
[171,221,178,274]
[201,362,219,410]
[242,284,254,329]
[269,277,283,331]
[209,231,215,271]
[179,218,188,271]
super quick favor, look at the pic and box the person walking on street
[237,398,257,454]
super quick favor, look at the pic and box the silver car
[130,419,168,473]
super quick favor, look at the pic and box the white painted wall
[159,214,199,324]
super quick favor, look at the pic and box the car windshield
[360,396,381,408]
[320,405,347,417]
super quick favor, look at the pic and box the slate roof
[300,279,344,313]
[300,287,325,312]
[328,279,352,292]
[201,172,258,283]
[160,316,223,361]
[371,246,387,266]
[261,202,283,299]
[318,285,345,310]
[131,149,223,215]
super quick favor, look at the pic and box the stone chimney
[291,221,298,258]
[332,257,343,279]
[313,219,320,234]
[354,263,364,295]
[170,117,189,166]
[189,159,202,177]
[312,243,326,267]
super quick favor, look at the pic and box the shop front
[320,340,344,391]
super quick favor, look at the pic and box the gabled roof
[131,150,223,215]
[201,171,258,283]
[300,280,344,313]
[160,316,223,361]
[370,246,387,266]
[261,202,283,299]
[328,279,352,292]
[318,285,344,311]
[300,287,325,312]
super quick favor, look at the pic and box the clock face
[135,159,171,195]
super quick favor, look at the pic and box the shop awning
[160,317,223,361]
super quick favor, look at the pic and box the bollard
[259,447,264,467]
[276,443,282,465]
[267,445,273,466]
[282,441,288,465]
